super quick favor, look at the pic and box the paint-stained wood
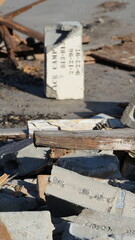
[34,129,135,150]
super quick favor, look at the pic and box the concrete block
[62,209,135,239]
[121,95,135,128]
[44,21,84,99]
[0,143,50,177]
[0,211,53,240]
[57,150,122,179]
[28,118,105,136]
[62,222,135,240]
[46,166,135,218]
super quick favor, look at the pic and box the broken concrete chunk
[0,143,50,177]
[44,21,84,99]
[121,95,135,128]
[62,222,135,240]
[75,209,135,235]
[28,118,104,136]
[62,209,135,239]
[46,166,135,218]
[57,150,122,179]
[0,211,53,240]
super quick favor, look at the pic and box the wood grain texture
[34,129,135,150]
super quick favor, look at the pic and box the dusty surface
[0,0,135,127]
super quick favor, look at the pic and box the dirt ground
[0,0,135,127]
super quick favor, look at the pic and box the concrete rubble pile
[0,104,135,239]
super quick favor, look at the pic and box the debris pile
[0,0,135,239]
[0,105,135,239]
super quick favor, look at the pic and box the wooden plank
[0,128,27,140]
[34,129,135,150]
[0,17,44,42]
[4,0,47,20]
[0,25,18,66]
[91,41,135,70]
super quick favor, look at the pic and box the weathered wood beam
[4,0,47,20]
[34,129,135,151]
[0,24,18,66]
[0,17,44,42]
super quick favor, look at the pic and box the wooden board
[0,128,27,140]
[34,129,135,150]
[91,42,135,70]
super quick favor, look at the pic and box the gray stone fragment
[0,211,54,240]
[0,143,50,177]
[57,150,122,179]
[107,118,124,129]
[62,223,135,240]
[121,95,135,128]
[62,209,135,240]
[46,166,135,218]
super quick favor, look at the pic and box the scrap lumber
[0,173,17,188]
[84,50,95,64]
[91,41,135,70]
[0,173,10,188]
[0,221,12,240]
[0,0,47,66]
[37,175,50,202]
[0,24,18,66]
[34,128,135,151]
[0,17,44,43]
[3,0,47,20]
[0,128,27,140]
[82,35,90,44]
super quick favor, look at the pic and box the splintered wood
[0,173,18,188]
[34,129,135,151]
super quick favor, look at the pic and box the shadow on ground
[0,60,44,98]
[76,101,125,118]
